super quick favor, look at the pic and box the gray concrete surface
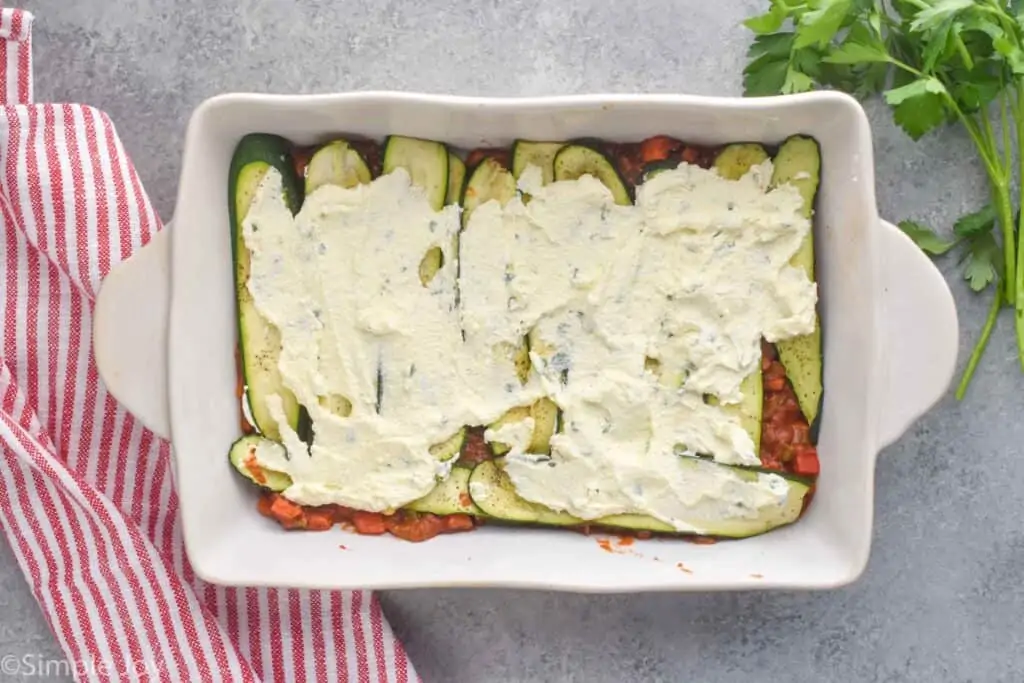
[3,0,1022,681]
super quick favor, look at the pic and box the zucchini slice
[418,248,444,286]
[469,458,811,538]
[487,397,560,456]
[484,322,563,457]
[713,143,770,180]
[770,136,822,429]
[229,434,292,491]
[511,140,564,184]
[526,397,559,454]
[602,465,810,538]
[468,460,579,525]
[405,466,483,516]
[382,135,449,210]
[229,133,304,440]
[428,427,467,463]
[303,138,377,417]
[446,151,466,205]
[460,156,531,396]
[382,137,449,285]
[460,157,517,227]
[708,143,770,452]
[553,144,632,205]
[706,372,763,455]
[460,156,529,386]
[487,406,531,456]
[305,140,372,194]
[414,150,465,286]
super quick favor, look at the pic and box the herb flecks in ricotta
[241,160,815,529]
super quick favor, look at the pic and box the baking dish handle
[93,223,171,441]
[875,218,959,450]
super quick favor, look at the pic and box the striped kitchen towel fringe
[0,9,417,682]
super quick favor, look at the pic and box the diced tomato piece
[385,512,445,542]
[680,146,700,164]
[330,505,358,523]
[242,451,268,485]
[304,510,334,531]
[292,147,312,178]
[269,495,304,523]
[688,535,718,545]
[256,493,276,518]
[793,446,820,476]
[640,135,681,163]
[443,514,475,532]
[351,511,388,535]
[791,422,810,445]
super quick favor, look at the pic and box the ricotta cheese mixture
[242,159,816,531]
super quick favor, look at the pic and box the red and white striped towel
[0,10,419,682]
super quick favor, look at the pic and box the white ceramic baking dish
[93,91,958,592]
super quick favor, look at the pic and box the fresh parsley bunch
[743,0,1024,398]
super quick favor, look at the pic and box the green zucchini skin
[467,458,811,538]
[228,434,293,491]
[553,144,632,205]
[382,135,449,210]
[769,135,822,432]
[229,134,305,441]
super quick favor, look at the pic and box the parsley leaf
[739,0,1024,394]
[885,77,950,139]
[794,0,853,49]
[822,39,891,65]
[746,32,796,61]
[743,54,790,96]
[954,204,997,239]
[744,2,788,35]
[884,77,948,105]
[781,67,815,94]
[898,220,957,255]
[921,16,955,72]
[910,0,974,34]
[948,64,1003,113]
[962,231,1001,292]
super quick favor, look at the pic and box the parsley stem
[1015,84,1024,368]
[956,286,1002,400]
[994,183,1016,305]
[943,95,1003,183]
[953,34,974,71]
[955,102,1016,305]
[1000,91,1013,178]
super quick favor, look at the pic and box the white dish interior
[159,92,948,591]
